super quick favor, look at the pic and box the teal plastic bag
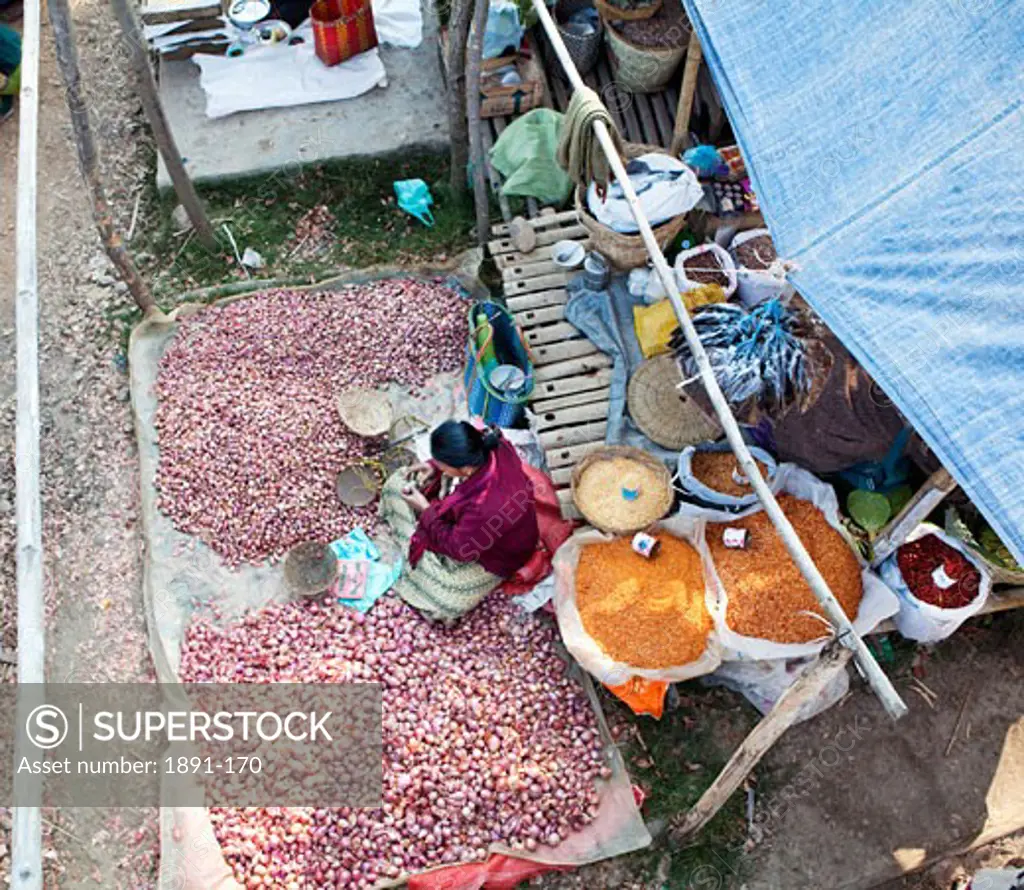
[393,178,435,226]
[489,108,571,207]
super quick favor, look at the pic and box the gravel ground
[0,1,159,886]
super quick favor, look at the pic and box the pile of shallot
[179,595,610,888]
[154,281,467,566]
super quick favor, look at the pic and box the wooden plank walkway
[490,210,613,519]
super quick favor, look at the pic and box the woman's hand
[400,485,430,514]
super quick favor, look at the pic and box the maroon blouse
[409,437,540,578]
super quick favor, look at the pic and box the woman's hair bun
[479,426,501,453]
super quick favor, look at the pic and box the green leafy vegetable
[847,489,891,535]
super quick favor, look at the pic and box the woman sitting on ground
[380,420,539,622]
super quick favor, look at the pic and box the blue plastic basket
[464,301,534,427]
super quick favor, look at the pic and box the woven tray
[571,445,674,534]
[627,355,722,450]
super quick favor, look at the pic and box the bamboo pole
[530,0,907,720]
[465,0,490,244]
[12,0,44,883]
[669,28,702,156]
[47,0,156,312]
[446,0,474,197]
[109,0,217,249]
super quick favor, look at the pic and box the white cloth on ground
[194,22,387,118]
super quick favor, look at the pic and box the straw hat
[336,387,393,437]
[284,541,338,598]
[627,354,722,450]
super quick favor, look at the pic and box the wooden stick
[13,0,44,884]
[945,679,975,757]
[871,467,957,566]
[531,0,906,720]
[47,0,155,313]
[669,28,703,156]
[445,0,474,197]
[465,0,490,245]
[109,0,217,249]
[671,645,855,840]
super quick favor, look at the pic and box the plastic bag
[394,178,435,226]
[605,677,670,718]
[552,516,723,685]
[482,0,524,59]
[729,228,787,308]
[687,463,900,661]
[702,656,849,725]
[489,109,571,206]
[675,441,778,511]
[632,299,678,359]
[879,523,991,643]
[673,242,738,300]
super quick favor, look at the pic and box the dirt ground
[0,1,160,885]
[0,1,1022,888]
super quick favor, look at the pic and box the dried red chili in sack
[895,533,981,609]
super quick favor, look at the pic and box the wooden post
[871,467,957,566]
[530,0,907,720]
[669,28,702,156]
[465,0,490,244]
[47,0,156,313]
[109,0,217,249]
[671,644,855,841]
[12,0,44,884]
[446,0,474,197]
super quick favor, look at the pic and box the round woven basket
[604,15,687,92]
[284,541,338,598]
[593,0,661,21]
[336,387,393,437]
[571,445,674,534]
[627,354,723,450]
[550,0,603,78]
[576,143,689,270]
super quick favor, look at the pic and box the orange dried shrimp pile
[691,451,769,496]
[709,495,863,643]
[576,535,712,668]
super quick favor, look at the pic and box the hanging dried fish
[670,298,832,420]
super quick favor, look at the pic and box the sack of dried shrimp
[702,464,899,660]
[552,516,722,685]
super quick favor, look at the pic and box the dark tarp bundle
[683,0,1024,563]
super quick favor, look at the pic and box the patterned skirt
[379,472,501,622]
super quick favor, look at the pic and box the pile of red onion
[179,596,610,888]
[154,281,467,566]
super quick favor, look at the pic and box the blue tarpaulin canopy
[683,0,1024,563]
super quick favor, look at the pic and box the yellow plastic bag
[633,284,726,359]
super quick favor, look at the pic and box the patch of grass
[134,150,480,304]
[607,685,760,889]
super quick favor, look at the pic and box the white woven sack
[728,228,787,308]
[696,463,900,661]
[673,243,738,300]
[879,522,990,643]
[552,515,722,686]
